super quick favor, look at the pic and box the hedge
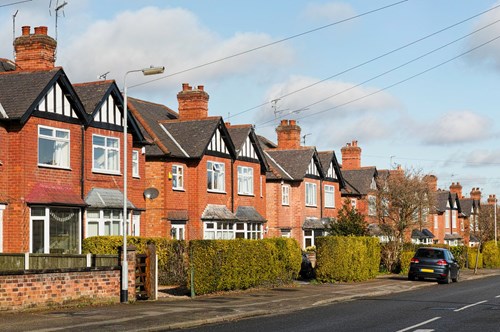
[315,236,380,282]
[482,241,500,268]
[399,251,415,275]
[189,238,302,295]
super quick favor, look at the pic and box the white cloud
[464,149,500,167]
[414,110,493,145]
[302,2,356,22]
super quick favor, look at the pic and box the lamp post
[121,66,164,303]
[495,196,497,246]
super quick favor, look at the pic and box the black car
[408,247,460,284]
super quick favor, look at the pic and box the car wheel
[452,270,459,283]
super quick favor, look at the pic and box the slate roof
[167,210,189,221]
[341,167,377,196]
[303,217,330,229]
[435,191,450,213]
[73,80,114,115]
[201,204,237,221]
[264,148,319,181]
[85,188,136,209]
[317,150,346,189]
[412,228,434,239]
[257,135,277,150]
[444,233,462,240]
[25,183,86,206]
[459,198,473,217]
[0,58,15,72]
[0,68,60,120]
[228,125,268,171]
[235,206,266,222]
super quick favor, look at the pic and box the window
[324,185,335,208]
[207,161,225,192]
[368,195,377,216]
[235,222,262,239]
[445,210,450,228]
[38,126,70,168]
[171,224,185,240]
[260,176,263,198]
[92,135,119,173]
[132,150,139,177]
[203,222,234,239]
[350,199,357,208]
[282,185,290,206]
[452,210,457,229]
[281,229,291,238]
[172,165,184,190]
[434,215,438,229]
[304,229,324,248]
[237,166,254,195]
[86,209,127,237]
[305,182,317,207]
[30,207,80,254]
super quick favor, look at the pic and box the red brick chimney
[14,26,56,71]
[177,83,209,120]
[449,182,463,198]
[276,119,301,149]
[487,194,497,205]
[470,187,482,201]
[424,175,438,192]
[341,140,361,170]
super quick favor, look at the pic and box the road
[179,276,500,332]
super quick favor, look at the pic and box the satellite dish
[143,187,159,200]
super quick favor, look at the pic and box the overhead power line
[128,0,409,89]
[258,16,500,126]
[231,2,500,120]
[0,0,31,7]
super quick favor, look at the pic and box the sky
[1,0,500,200]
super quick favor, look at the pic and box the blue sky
[1,0,500,199]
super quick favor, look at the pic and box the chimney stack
[424,175,438,192]
[14,26,56,71]
[470,187,482,201]
[449,182,463,198]
[276,119,301,149]
[487,194,497,205]
[341,140,362,170]
[177,83,209,120]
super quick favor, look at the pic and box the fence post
[24,252,29,270]
[86,253,92,268]
[146,243,158,300]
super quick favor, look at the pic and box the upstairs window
[305,182,317,207]
[92,135,119,173]
[132,150,139,178]
[207,161,225,192]
[172,165,184,190]
[368,195,377,216]
[324,185,335,208]
[38,126,70,168]
[237,166,254,195]
[282,185,290,205]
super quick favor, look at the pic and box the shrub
[315,236,380,282]
[468,250,483,269]
[482,241,500,268]
[399,251,415,275]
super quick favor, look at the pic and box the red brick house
[260,120,345,248]
[130,84,268,240]
[0,26,147,253]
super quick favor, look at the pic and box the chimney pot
[341,140,362,170]
[177,83,209,120]
[21,26,30,35]
[276,118,301,149]
[197,85,204,91]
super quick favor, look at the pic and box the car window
[416,249,444,259]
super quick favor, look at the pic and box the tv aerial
[49,0,68,60]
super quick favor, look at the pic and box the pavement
[0,269,499,332]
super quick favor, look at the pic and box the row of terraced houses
[0,26,495,255]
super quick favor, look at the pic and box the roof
[459,198,473,217]
[444,233,463,240]
[25,183,86,206]
[235,206,266,222]
[422,228,435,238]
[0,58,15,72]
[228,125,268,171]
[0,68,60,120]
[265,148,320,181]
[341,167,377,196]
[85,188,136,209]
[201,204,237,221]
[257,135,277,150]
[167,210,189,222]
[436,191,451,213]
[411,229,434,239]
[317,150,346,189]
[303,217,330,229]
[73,80,116,115]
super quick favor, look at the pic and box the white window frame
[350,198,357,208]
[207,161,225,192]
[434,215,438,229]
[303,229,323,248]
[92,134,120,174]
[452,210,457,229]
[368,195,377,216]
[203,221,234,239]
[30,206,81,254]
[38,125,70,169]
[305,182,317,207]
[86,209,128,237]
[282,185,290,206]
[171,224,185,240]
[132,150,139,178]
[172,165,184,190]
[237,166,254,195]
[235,222,262,239]
[281,229,291,238]
[445,209,450,228]
[324,185,335,208]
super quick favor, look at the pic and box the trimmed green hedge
[399,251,415,275]
[189,238,302,295]
[482,241,500,268]
[315,236,380,282]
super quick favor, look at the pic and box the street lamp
[121,66,164,303]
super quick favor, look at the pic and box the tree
[326,199,368,236]
[376,167,436,272]
[476,204,498,244]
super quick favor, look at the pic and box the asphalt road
[179,275,500,332]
